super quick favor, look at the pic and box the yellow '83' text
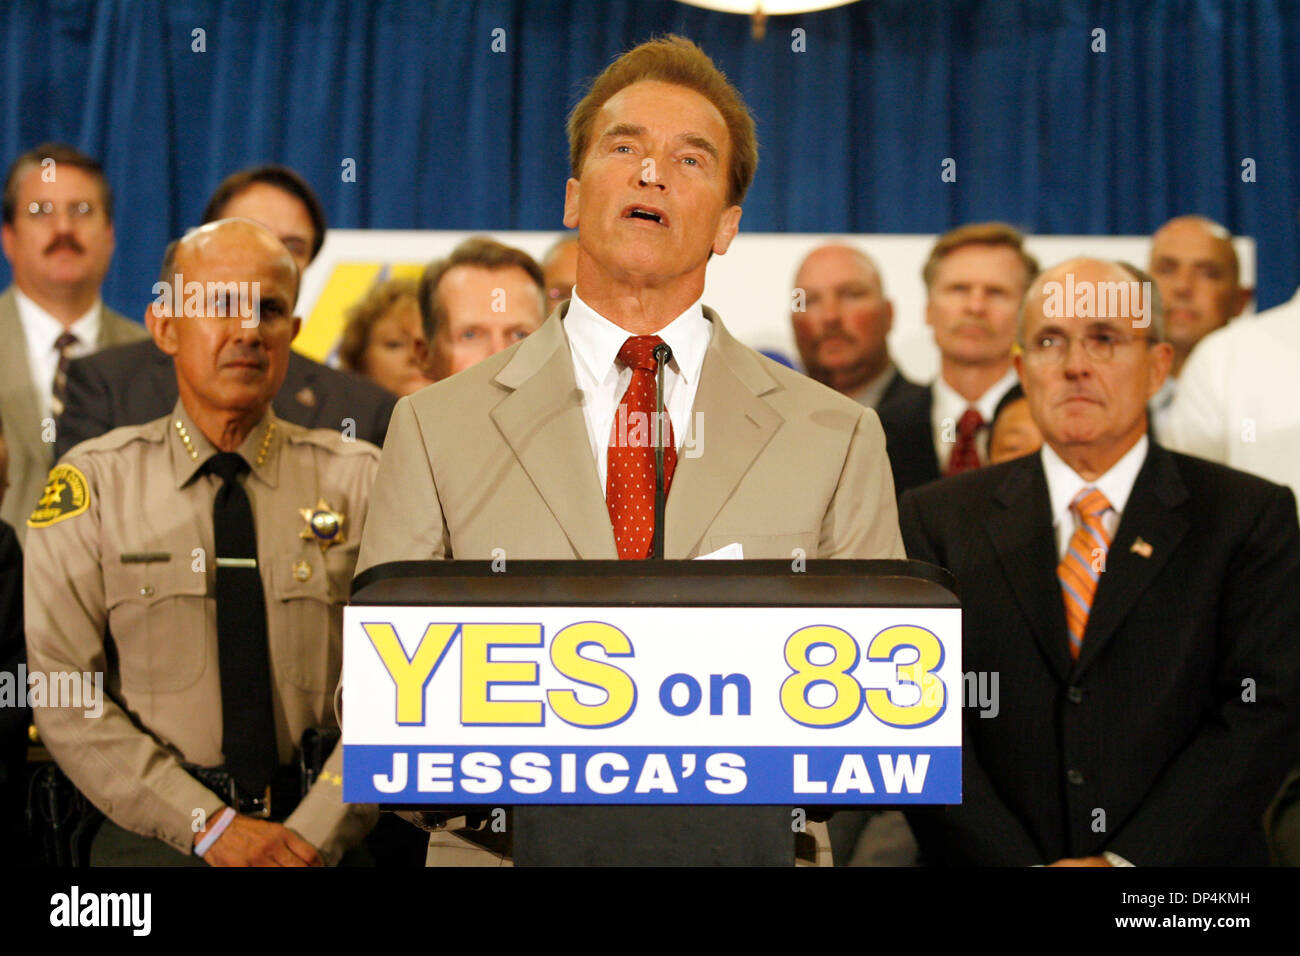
[780,624,947,729]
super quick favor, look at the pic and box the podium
[347,559,959,866]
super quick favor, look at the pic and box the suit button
[1067,686,1083,704]
[1066,769,1085,785]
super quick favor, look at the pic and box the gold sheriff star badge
[299,498,346,551]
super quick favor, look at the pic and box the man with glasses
[897,257,1300,865]
[0,143,148,540]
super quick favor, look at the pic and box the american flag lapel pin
[1130,537,1153,558]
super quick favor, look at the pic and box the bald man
[790,243,924,409]
[900,257,1300,865]
[1147,216,1251,436]
[24,219,379,866]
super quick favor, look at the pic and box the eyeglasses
[1022,330,1151,364]
[26,200,96,220]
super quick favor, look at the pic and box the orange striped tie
[1058,487,1112,660]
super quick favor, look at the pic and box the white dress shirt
[14,287,101,419]
[1037,433,1149,869]
[1164,290,1300,509]
[1040,434,1149,560]
[1148,376,1176,441]
[564,289,710,496]
[930,366,1019,470]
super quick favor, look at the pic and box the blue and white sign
[342,605,961,804]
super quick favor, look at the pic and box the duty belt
[184,764,301,820]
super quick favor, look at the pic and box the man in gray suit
[0,143,147,540]
[357,35,904,866]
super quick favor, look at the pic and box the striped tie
[50,331,79,417]
[1058,487,1112,660]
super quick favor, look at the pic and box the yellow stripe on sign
[388,263,426,281]
[295,262,384,362]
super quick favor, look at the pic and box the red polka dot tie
[945,407,985,476]
[607,336,677,560]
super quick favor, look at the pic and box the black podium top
[351,558,958,608]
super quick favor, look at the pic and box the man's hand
[1046,856,1112,867]
[197,814,323,867]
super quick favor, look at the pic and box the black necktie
[204,451,277,796]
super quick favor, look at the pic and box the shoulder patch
[27,464,92,528]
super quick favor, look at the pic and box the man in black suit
[55,165,394,459]
[900,257,1300,865]
[0,421,29,862]
[790,243,925,410]
[878,223,1037,496]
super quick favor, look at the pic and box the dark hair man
[54,164,397,460]
[0,143,149,540]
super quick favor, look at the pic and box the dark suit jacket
[55,339,397,460]
[0,520,25,844]
[877,382,940,497]
[1266,765,1300,865]
[877,368,928,410]
[898,444,1300,865]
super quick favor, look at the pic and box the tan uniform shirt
[24,401,380,862]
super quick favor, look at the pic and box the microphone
[651,341,673,560]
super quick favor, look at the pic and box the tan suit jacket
[24,403,381,863]
[356,305,905,864]
[0,286,148,541]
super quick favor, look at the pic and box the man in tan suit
[0,143,148,540]
[25,219,378,865]
[357,36,904,865]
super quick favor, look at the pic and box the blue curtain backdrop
[3,0,1299,318]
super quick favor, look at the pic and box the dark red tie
[607,336,677,560]
[945,407,985,476]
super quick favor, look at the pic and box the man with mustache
[877,223,1037,496]
[790,243,925,410]
[899,258,1300,865]
[0,143,148,542]
[1145,216,1251,437]
[24,218,379,865]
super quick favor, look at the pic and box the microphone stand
[651,342,673,560]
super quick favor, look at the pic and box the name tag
[120,552,171,564]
